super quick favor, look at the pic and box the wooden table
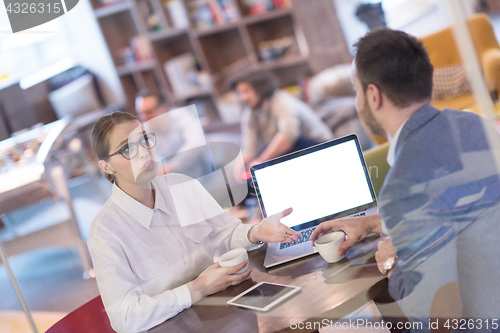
[46,246,389,333]
[149,246,386,333]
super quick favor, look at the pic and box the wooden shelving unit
[92,0,351,123]
[94,1,134,18]
[116,58,157,75]
[242,7,292,24]
[147,27,189,42]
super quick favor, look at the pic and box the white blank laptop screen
[253,140,374,228]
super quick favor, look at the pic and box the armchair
[420,13,500,111]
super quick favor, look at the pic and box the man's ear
[99,160,113,175]
[366,83,383,110]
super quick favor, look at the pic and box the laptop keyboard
[278,212,366,250]
[279,227,316,250]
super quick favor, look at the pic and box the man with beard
[311,29,500,331]
[135,90,211,178]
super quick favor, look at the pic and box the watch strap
[383,256,398,276]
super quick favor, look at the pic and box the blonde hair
[90,111,140,183]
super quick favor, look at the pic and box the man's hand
[187,261,252,304]
[310,214,382,256]
[250,208,302,243]
[258,133,293,161]
[375,236,396,277]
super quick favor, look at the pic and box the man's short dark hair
[229,71,277,102]
[354,29,433,108]
[135,89,167,107]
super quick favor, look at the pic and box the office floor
[0,175,109,332]
[0,311,68,333]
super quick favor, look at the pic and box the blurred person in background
[231,71,333,172]
[135,89,211,178]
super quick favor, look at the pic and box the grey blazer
[378,104,500,326]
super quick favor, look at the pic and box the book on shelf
[189,0,239,29]
[164,0,190,28]
[208,0,225,23]
[242,0,291,15]
[117,35,153,66]
[131,35,153,62]
[164,53,202,96]
[137,0,162,31]
[271,0,291,9]
[217,0,239,22]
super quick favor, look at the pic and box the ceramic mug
[218,248,249,273]
[313,231,346,263]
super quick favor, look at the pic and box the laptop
[250,134,378,268]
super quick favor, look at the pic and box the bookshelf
[91,0,351,124]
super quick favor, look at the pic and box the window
[0,8,74,87]
[382,0,438,29]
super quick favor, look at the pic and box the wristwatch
[382,256,398,276]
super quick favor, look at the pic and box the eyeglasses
[108,133,156,160]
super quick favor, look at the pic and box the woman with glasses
[87,111,301,333]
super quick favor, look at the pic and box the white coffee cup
[313,231,346,263]
[218,248,249,274]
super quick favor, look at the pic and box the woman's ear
[99,160,113,175]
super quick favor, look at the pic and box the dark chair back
[46,296,115,333]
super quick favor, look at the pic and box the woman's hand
[310,214,382,256]
[249,208,302,243]
[187,261,252,304]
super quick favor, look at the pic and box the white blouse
[87,174,257,333]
